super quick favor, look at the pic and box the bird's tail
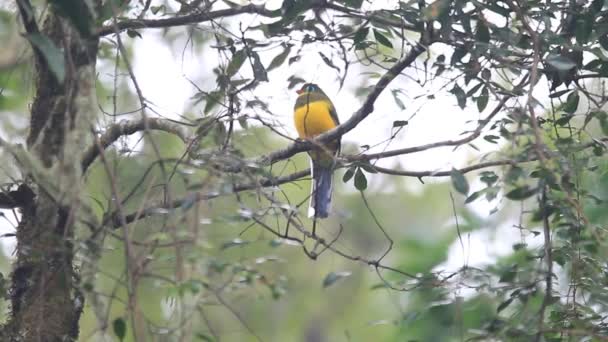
[309,161,333,218]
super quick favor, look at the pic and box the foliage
[0,0,608,341]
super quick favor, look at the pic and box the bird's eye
[306,84,316,92]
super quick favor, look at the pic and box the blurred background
[1,0,608,341]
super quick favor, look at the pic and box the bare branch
[246,42,427,171]
[104,158,519,229]
[81,118,189,171]
[97,4,276,36]
[371,158,530,178]
[357,94,511,161]
[106,169,309,228]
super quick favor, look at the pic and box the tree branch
[104,159,513,229]
[96,4,277,36]
[244,42,427,171]
[105,169,309,228]
[103,131,607,228]
[81,118,189,171]
[371,158,529,178]
[357,94,510,161]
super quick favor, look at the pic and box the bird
[293,83,341,219]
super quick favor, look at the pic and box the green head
[296,83,328,97]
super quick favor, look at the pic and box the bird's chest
[294,101,336,139]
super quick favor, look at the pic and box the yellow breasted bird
[293,83,340,218]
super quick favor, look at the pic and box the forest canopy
[0,0,607,341]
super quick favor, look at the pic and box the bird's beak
[296,89,303,95]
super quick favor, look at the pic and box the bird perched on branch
[293,83,340,219]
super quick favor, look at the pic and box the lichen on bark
[2,2,100,341]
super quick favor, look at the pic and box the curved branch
[82,118,189,171]
[106,133,608,229]
[97,1,425,38]
[106,158,523,228]
[106,169,309,228]
[247,42,427,170]
[97,4,277,36]
[371,158,529,177]
[358,95,510,161]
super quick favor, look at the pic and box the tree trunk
[2,4,99,341]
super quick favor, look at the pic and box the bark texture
[3,4,99,341]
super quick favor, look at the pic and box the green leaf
[25,33,65,84]
[575,14,593,44]
[342,167,356,183]
[450,83,466,109]
[555,114,574,126]
[596,111,608,135]
[592,0,605,12]
[584,59,602,72]
[322,271,351,288]
[392,120,408,128]
[196,332,216,341]
[485,186,499,201]
[221,238,249,250]
[150,5,165,14]
[434,54,446,77]
[549,89,571,98]
[465,189,484,204]
[477,86,489,112]
[237,115,248,129]
[450,168,469,195]
[126,29,142,38]
[373,29,393,48]
[483,2,511,16]
[563,91,579,114]
[318,52,340,72]
[481,68,491,80]
[466,82,483,96]
[287,75,305,89]
[480,171,498,186]
[113,318,127,341]
[600,35,608,51]
[423,0,450,21]
[498,264,517,283]
[512,242,527,251]
[483,134,499,144]
[475,20,490,45]
[354,168,367,191]
[450,47,467,66]
[203,90,224,114]
[353,26,369,48]
[267,45,291,71]
[226,49,247,77]
[505,186,537,200]
[359,161,378,174]
[98,0,130,22]
[281,0,311,20]
[496,298,514,313]
[392,90,406,110]
[251,51,268,82]
[505,166,524,183]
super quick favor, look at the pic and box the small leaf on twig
[322,271,351,288]
[450,168,469,195]
[354,168,368,191]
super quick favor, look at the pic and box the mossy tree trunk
[2,3,99,341]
